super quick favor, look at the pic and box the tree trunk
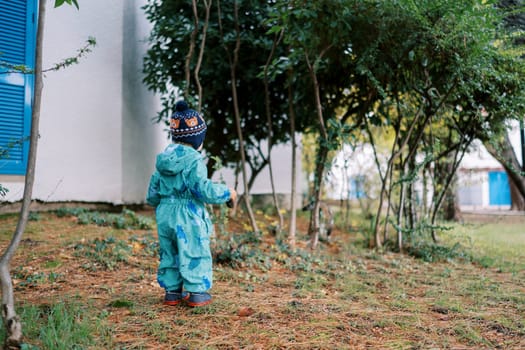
[193,0,212,112]
[226,0,258,232]
[309,145,328,249]
[304,52,329,250]
[442,174,462,221]
[1,1,46,348]
[396,163,406,252]
[263,30,284,231]
[509,178,525,210]
[407,157,418,230]
[483,131,525,210]
[498,0,525,208]
[184,0,198,99]
[287,69,297,247]
[430,139,468,241]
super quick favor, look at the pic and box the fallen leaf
[238,307,255,317]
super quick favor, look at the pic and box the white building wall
[212,137,305,199]
[121,1,168,203]
[1,0,165,204]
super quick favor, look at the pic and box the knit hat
[170,101,207,150]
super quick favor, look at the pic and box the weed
[406,241,472,263]
[285,300,307,314]
[28,212,41,221]
[388,299,419,312]
[13,267,47,288]
[54,207,87,217]
[109,299,134,308]
[432,297,464,314]
[53,207,154,230]
[72,234,158,271]
[43,260,61,269]
[125,272,146,283]
[144,320,172,342]
[0,301,110,350]
[453,322,493,347]
[47,272,63,283]
[294,272,328,292]
[173,318,186,326]
[73,237,132,271]
[212,231,266,268]
[129,233,159,257]
[189,304,217,315]
[439,267,452,278]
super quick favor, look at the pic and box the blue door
[488,171,511,206]
[348,175,366,199]
[0,0,37,175]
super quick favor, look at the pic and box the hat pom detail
[175,100,189,112]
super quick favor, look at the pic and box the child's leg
[178,226,213,293]
[157,234,184,292]
[179,254,213,293]
[181,253,213,307]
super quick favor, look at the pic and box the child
[147,100,236,307]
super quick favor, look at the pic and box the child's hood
[155,144,200,176]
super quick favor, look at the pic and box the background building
[0,0,167,209]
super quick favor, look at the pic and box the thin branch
[194,0,212,112]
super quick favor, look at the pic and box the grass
[1,301,113,350]
[0,208,524,349]
[443,221,525,272]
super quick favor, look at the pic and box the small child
[147,100,236,307]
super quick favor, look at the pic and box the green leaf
[55,0,79,9]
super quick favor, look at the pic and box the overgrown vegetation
[142,0,525,250]
[0,301,112,350]
[72,234,158,271]
[1,209,523,349]
[54,207,154,230]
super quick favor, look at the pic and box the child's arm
[146,172,161,207]
[188,161,232,204]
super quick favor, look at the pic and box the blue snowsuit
[147,144,230,293]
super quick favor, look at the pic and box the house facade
[0,0,304,211]
[457,141,515,210]
[0,0,168,208]
[327,137,521,211]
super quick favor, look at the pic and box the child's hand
[226,188,237,208]
[229,188,237,203]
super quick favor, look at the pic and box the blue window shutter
[488,171,511,206]
[0,0,36,175]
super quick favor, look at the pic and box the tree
[217,0,258,232]
[0,1,48,345]
[262,28,285,231]
[270,0,362,249]
[287,68,298,246]
[347,0,524,248]
[488,0,525,210]
[143,0,525,251]
[0,1,94,347]
[142,0,302,233]
[143,0,293,177]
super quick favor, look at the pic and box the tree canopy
[142,0,525,248]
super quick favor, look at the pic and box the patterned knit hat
[170,100,207,150]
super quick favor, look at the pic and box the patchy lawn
[0,208,524,349]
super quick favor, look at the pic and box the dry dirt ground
[0,208,524,349]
